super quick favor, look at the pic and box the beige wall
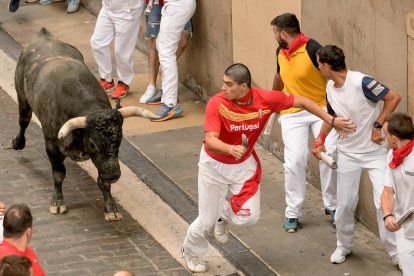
[407,10,414,118]
[178,0,233,101]
[302,0,414,113]
[232,0,301,89]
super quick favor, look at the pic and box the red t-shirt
[204,87,294,164]
[0,240,45,276]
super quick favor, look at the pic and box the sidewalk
[0,2,403,275]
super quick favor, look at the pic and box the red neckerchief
[281,33,310,61]
[389,139,414,169]
[233,89,253,106]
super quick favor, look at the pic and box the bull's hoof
[104,211,123,222]
[12,136,25,150]
[49,201,67,215]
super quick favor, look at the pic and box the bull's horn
[118,106,160,120]
[58,117,87,140]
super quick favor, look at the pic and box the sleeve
[326,95,336,116]
[276,47,281,74]
[361,76,390,102]
[204,97,221,133]
[384,151,395,188]
[268,91,295,112]
[305,39,322,70]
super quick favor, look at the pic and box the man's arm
[371,90,401,144]
[381,186,399,232]
[272,73,284,91]
[293,95,355,132]
[204,132,246,160]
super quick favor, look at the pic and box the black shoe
[9,0,20,12]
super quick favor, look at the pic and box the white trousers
[183,147,261,257]
[280,110,338,218]
[90,4,144,85]
[157,0,196,106]
[335,151,397,256]
[396,235,414,276]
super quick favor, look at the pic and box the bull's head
[58,107,159,183]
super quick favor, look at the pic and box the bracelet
[383,214,394,221]
[331,116,336,127]
[228,145,235,155]
[313,133,326,148]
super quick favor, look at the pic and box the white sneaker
[214,219,229,244]
[181,247,208,273]
[139,84,158,103]
[391,255,402,270]
[330,248,350,264]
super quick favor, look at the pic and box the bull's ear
[115,99,122,110]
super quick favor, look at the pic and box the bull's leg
[97,176,122,221]
[45,139,68,215]
[12,100,32,150]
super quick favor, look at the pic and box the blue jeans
[145,4,192,39]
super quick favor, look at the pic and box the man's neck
[4,237,27,252]
[396,139,413,150]
[286,34,297,49]
[331,70,348,88]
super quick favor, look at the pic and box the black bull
[12,28,159,221]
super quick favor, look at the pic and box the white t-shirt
[0,216,3,242]
[326,70,389,153]
[384,150,414,238]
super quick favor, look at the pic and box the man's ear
[25,227,32,240]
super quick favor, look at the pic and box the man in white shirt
[151,0,196,122]
[312,45,401,265]
[90,0,145,99]
[381,112,414,275]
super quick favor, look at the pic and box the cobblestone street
[0,89,189,276]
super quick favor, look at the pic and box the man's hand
[371,127,384,144]
[384,215,400,232]
[0,201,6,216]
[333,117,357,133]
[312,145,326,160]
[229,145,247,160]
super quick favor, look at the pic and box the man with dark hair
[0,255,33,276]
[181,63,356,273]
[270,13,339,233]
[313,45,401,265]
[381,112,414,275]
[0,204,44,276]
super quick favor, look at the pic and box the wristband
[313,133,326,148]
[331,116,336,127]
[383,214,394,221]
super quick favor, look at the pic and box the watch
[373,121,382,129]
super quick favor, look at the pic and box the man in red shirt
[0,204,45,276]
[180,63,356,273]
